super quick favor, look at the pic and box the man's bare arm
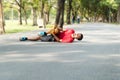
[52,33,62,42]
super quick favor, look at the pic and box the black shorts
[41,34,55,42]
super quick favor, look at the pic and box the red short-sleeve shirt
[58,29,75,43]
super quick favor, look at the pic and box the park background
[0,0,120,34]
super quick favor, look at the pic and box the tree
[15,0,32,25]
[15,0,23,25]
[66,0,72,24]
[55,0,66,28]
[43,0,50,28]
[117,4,120,23]
[0,0,5,34]
[115,0,120,23]
[39,0,56,28]
[40,0,44,18]
[31,0,40,26]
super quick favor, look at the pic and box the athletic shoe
[19,37,28,41]
[38,31,47,36]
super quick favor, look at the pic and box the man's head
[73,33,83,40]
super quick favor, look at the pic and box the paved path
[0,23,120,80]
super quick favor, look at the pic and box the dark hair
[77,33,83,40]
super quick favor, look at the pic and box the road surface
[0,22,120,80]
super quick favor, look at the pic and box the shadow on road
[0,23,120,80]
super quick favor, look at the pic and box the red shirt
[58,29,75,43]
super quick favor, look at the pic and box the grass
[5,20,40,34]
[5,20,55,34]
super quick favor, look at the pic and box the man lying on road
[19,25,83,43]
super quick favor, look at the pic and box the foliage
[1,0,120,34]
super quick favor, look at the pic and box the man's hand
[59,39,62,42]
[52,33,61,42]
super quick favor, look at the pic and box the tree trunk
[15,0,22,25]
[113,11,117,23]
[0,0,5,34]
[59,0,65,27]
[66,0,72,24]
[23,9,28,25]
[117,4,120,23]
[41,0,44,18]
[55,0,66,28]
[19,0,22,25]
[19,7,22,25]
[43,12,47,28]
[33,8,37,26]
[55,0,61,26]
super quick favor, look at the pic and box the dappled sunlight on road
[0,48,120,67]
[0,50,86,63]
[0,23,120,64]
[0,23,120,80]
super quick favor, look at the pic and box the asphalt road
[0,22,120,80]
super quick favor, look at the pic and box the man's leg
[20,35,41,41]
[27,35,41,41]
